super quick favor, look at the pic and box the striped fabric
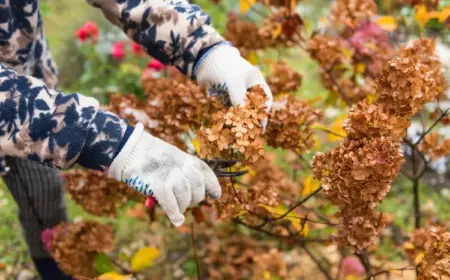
[2,157,67,258]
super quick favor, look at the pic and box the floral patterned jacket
[0,0,224,173]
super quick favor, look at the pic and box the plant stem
[411,148,421,229]
[191,223,202,280]
[302,245,333,280]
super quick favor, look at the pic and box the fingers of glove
[153,177,185,227]
[181,163,206,207]
[192,157,221,199]
[223,80,248,107]
[172,175,193,214]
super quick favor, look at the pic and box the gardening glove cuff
[108,123,221,227]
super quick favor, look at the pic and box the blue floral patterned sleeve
[86,0,225,77]
[0,64,129,171]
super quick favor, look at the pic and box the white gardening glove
[194,43,273,127]
[108,123,221,227]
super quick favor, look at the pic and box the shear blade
[215,169,249,177]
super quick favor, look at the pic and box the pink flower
[131,42,145,56]
[41,228,55,252]
[341,256,365,278]
[112,41,126,60]
[147,59,164,71]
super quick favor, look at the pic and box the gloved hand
[194,43,273,126]
[107,123,221,227]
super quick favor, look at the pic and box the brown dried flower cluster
[313,137,403,210]
[313,39,443,250]
[252,248,287,278]
[266,95,321,153]
[266,60,302,95]
[109,74,222,150]
[398,38,446,98]
[336,206,386,251]
[196,86,268,163]
[344,100,411,139]
[404,228,432,260]
[50,221,114,279]
[224,14,267,58]
[307,34,374,103]
[418,227,450,280]
[307,35,348,70]
[376,55,439,117]
[63,169,143,216]
[204,233,287,280]
[259,8,304,48]
[330,0,377,28]
[408,0,440,9]
[215,153,298,220]
[418,132,450,161]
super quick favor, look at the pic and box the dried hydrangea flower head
[260,8,304,48]
[307,35,349,70]
[224,13,268,58]
[418,227,450,280]
[64,169,143,216]
[330,0,377,28]
[50,221,114,278]
[313,137,403,209]
[344,100,411,140]
[196,86,268,163]
[376,46,440,117]
[266,95,321,153]
[266,60,303,95]
[336,206,386,252]
[418,132,450,161]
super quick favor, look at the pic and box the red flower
[76,28,88,42]
[75,21,99,44]
[112,41,126,60]
[131,42,145,56]
[147,59,164,72]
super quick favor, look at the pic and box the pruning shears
[145,159,248,208]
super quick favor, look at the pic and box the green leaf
[94,253,116,274]
[182,260,198,277]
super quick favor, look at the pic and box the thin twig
[317,127,346,138]
[111,259,134,275]
[326,62,352,107]
[272,187,323,221]
[191,223,202,280]
[302,245,333,280]
[365,265,416,280]
[414,108,450,147]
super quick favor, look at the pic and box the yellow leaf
[414,252,425,265]
[366,93,377,105]
[263,270,271,279]
[355,63,366,74]
[301,175,320,197]
[300,222,309,236]
[312,135,321,150]
[240,0,257,13]
[345,276,364,280]
[328,114,348,142]
[191,138,201,154]
[246,50,258,65]
[341,48,353,60]
[376,16,398,31]
[403,242,415,250]
[131,247,161,272]
[98,272,132,280]
[272,24,283,40]
[290,0,296,13]
[415,5,430,27]
[439,6,450,22]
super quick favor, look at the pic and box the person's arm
[86,0,224,77]
[87,0,273,116]
[0,63,220,226]
[0,63,129,171]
